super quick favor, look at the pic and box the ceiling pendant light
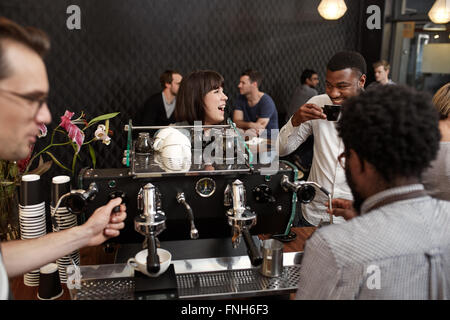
[318,0,348,20]
[428,0,450,24]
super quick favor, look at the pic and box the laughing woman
[174,70,228,125]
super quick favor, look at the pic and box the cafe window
[384,0,450,94]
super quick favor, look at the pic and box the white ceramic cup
[127,248,171,277]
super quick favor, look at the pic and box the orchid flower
[23,110,119,176]
[59,110,85,154]
[94,124,111,145]
[38,124,47,138]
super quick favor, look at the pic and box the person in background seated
[232,69,278,138]
[422,82,450,200]
[366,60,395,90]
[285,69,319,123]
[281,69,319,175]
[0,17,126,300]
[296,84,450,300]
[135,69,182,127]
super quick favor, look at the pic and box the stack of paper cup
[50,176,80,283]
[19,174,46,287]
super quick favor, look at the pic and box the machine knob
[108,190,128,213]
[252,184,276,203]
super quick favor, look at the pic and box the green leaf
[8,162,18,179]
[88,144,97,168]
[87,112,120,127]
[72,152,78,176]
[45,152,71,172]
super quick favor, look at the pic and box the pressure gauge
[195,178,216,198]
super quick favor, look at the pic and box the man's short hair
[0,17,50,80]
[327,51,367,76]
[241,69,263,87]
[159,69,180,90]
[337,85,441,182]
[300,69,317,84]
[373,60,390,71]
[432,82,450,120]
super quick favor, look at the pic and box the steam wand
[280,175,333,224]
[176,192,199,239]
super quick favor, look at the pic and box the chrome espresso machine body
[73,122,312,299]
[79,122,299,246]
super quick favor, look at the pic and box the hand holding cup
[291,103,327,126]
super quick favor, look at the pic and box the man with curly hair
[295,85,450,299]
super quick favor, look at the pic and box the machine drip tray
[68,252,303,300]
[134,265,178,300]
[115,237,261,263]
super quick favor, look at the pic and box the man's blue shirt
[234,94,278,137]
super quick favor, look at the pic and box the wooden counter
[10,227,315,300]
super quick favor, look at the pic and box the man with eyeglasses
[0,17,127,299]
[278,51,366,227]
[296,85,450,299]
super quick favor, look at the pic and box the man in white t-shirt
[0,17,127,300]
[278,51,366,226]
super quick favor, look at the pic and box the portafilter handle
[242,228,263,266]
[146,232,160,274]
[227,179,262,266]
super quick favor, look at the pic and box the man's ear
[350,148,378,178]
[349,149,364,174]
[359,74,366,89]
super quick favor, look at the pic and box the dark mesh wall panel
[1,0,362,170]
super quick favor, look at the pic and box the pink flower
[59,110,85,154]
[38,123,47,138]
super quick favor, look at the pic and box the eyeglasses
[338,151,346,168]
[0,88,48,115]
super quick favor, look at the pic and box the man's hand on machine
[325,198,357,221]
[84,197,127,247]
[291,103,327,126]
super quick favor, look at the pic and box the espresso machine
[73,121,323,299]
